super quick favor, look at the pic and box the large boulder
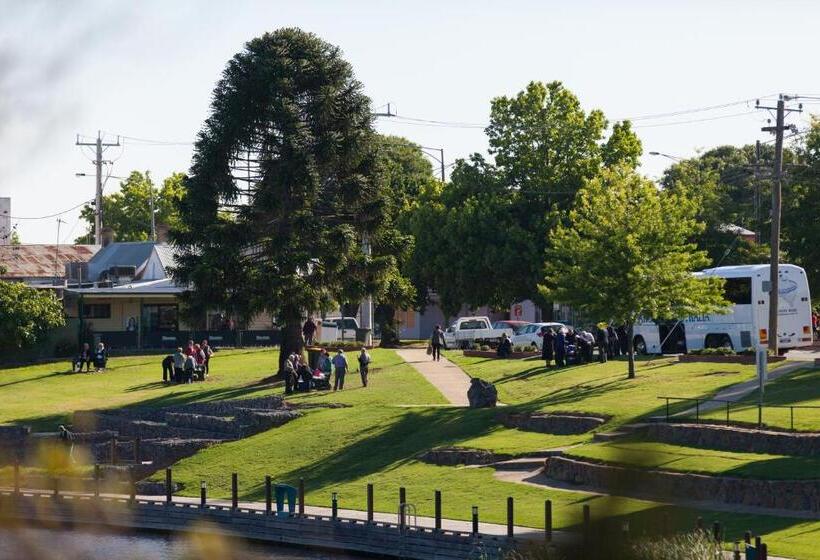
[467,378,498,408]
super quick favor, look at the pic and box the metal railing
[657,396,820,431]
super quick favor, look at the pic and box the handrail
[657,395,820,430]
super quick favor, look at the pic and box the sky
[2,0,819,243]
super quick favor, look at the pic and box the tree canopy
[541,166,727,378]
[0,280,65,352]
[172,28,399,369]
[77,171,186,243]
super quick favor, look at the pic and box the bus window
[724,277,752,305]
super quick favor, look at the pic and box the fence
[657,396,820,431]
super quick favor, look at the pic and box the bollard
[13,461,20,495]
[200,481,207,508]
[544,500,552,542]
[367,484,374,523]
[399,487,406,528]
[165,468,172,504]
[298,478,305,516]
[111,436,117,465]
[507,497,514,538]
[94,464,101,498]
[265,476,272,515]
[134,438,141,464]
[760,542,768,560]
[434,490,442,531]
[471,506,479,536]
[231,473,238,510]
[755,536,762,549]
[582,505,590,545]
[332,492,338,520]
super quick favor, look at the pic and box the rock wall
[642,423,820,457]
[545,455,820,512]
[419,447,512,466]
[498,412,608,435]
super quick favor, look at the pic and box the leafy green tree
[541,167,727,378]
[0,280,65,351]
[76,171,186,242]
[172,29,395,372]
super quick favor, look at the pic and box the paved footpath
[395,348,473,406]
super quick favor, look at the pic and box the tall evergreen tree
[172,29,393,372]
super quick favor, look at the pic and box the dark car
[491,320,531,336]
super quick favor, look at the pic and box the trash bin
[355,328,371,344]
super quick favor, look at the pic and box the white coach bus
[632,264,813,355]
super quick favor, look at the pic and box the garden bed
[462,350,540,359]
[678,354,785,364]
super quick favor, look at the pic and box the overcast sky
[2,0,819,243]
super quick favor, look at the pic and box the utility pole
[149,186,156,242]
[439,148,445,183]
[360,233,373,347]
[54,218,66,283]
[753,140,762,244]
[757,96,801,353]
[76,131,120,245]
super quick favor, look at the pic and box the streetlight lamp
[648,151,683,162]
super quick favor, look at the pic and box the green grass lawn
[701,367,820,431]
[567,440,820,480]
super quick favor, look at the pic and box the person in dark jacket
[73,343,92,373]
[541,327,555,367]
[497,333,513,358]
[607,326,619,358]
[430,325,445,362]
[161,354,174,383]
[555,329,566,367]
[597,324,609,363]
[616,325,629,355]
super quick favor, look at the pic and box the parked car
[492,320,531,335]
[443,316,514,349]
[511,322,566,350]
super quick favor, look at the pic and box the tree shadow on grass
[0,371,66,389]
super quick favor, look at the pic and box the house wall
[64,297,191,331]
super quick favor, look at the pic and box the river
[0,526,359,560]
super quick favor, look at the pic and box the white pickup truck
[442,316,514,349]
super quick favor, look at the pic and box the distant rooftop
[0,244,99,279]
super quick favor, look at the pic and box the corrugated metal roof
[0,244,99,279]
[65,277,185,296]
[87,242,156,281]
[153,244,178,271]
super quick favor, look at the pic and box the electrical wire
[633,110,759,129]
[9,199,93,220]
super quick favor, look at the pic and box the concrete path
[395,348,472,406]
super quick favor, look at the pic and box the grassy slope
[567,440,820,480]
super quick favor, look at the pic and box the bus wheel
[634,336,647,355]
[705,334,733,349]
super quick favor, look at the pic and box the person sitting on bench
[73,342,92,373]
[93,342,108,372]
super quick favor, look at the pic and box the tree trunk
[375,304,400,348]
[627,323,636,379]
[278,307,304,375]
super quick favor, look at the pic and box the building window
[82,303,111,319]
[142,304,178,331]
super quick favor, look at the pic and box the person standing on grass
[332,349,348,391]
[430,325,445,362]
[173,347,186,383]
[161,354,174,383]
[597,323,609,364]
[541,327,555,367]
[184,339,195,357]
[302,317,317,346]
[201,340,213,374]
[554,329,566,367]
[358,348,371,387]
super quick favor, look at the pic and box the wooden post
[760,542,768,560]
[200,481,206,508]
[265,476,272,515]
[331,492,338,520]
[111,436,117,465]
[94,464,101,498]
[231,473,238,510]
[471,506,479,536]
[399,487,406,528]
[13,461,19,495]
[434,490,442,531]
[755,536,762,549]
[506,497,514,538]
[165,468,172,504]
[298,478,305,516]
[544,500,552,542]
[366,484,374,523]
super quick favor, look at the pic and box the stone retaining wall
[545,455,820,512]
[498,412,608,435]
[641,423,820,457]
[419,447,512,466]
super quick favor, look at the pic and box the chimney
[155,223,170,244]
[101,227,115,247]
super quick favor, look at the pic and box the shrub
[480,344,491,351]
[630,531,723,560]
[691,346,735,356]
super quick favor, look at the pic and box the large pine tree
[172,29,391,372]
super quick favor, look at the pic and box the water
[0,526,358,560]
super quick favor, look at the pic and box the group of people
[541,324,629,368]
[284,347,371,394]
[72,342,108,373]
[161,340,213,384]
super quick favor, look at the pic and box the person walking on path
[430,325,445,362]
[302,318,317,346]
[332,349,348,391]
[357,348,371,387]
[541,327,555,367]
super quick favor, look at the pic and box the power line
[9,199,93,220]
[632,111,759,128]
[619,94,778,121]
